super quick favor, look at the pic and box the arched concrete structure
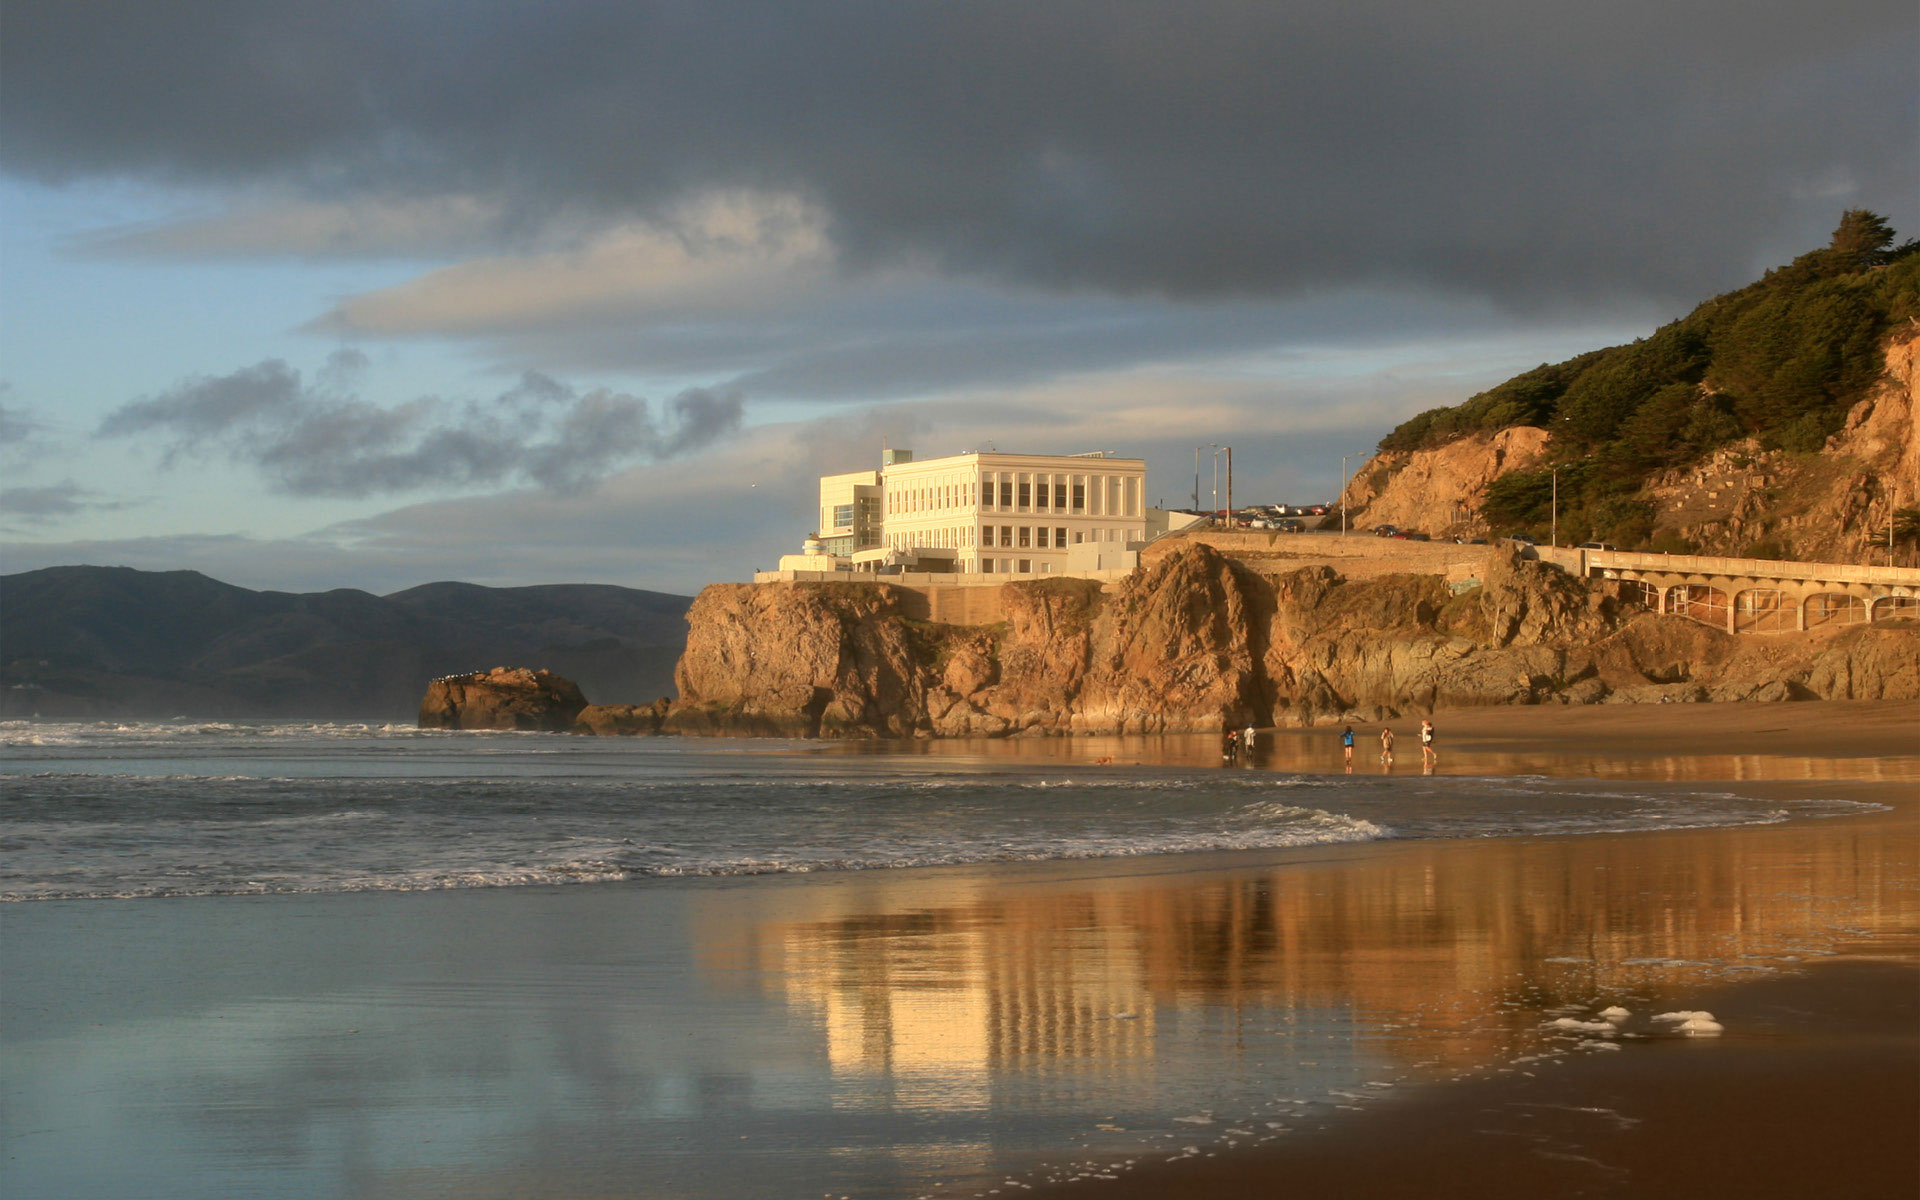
[1803,592,1868,629]
[1734,587,1793,633]
[1872,595,1920,622]
[1573,550,1920,635]
[1663,583,1730,629]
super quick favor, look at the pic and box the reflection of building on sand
[766,897,1160,1107]
[696,817,1913,1085]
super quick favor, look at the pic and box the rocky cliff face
[418,666,588,731]
[1636,331,1917,561]
[659,542,1920,737]
[1344,426,1550,537]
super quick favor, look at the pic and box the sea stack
[418,667,589,731]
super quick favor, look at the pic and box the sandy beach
[3,700,1915,1199]
[802,699,1920,1197]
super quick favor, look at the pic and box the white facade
[815,469,883,557]
[791,450,1150,575]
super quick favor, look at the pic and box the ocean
[1,720,1900,1200]
[0,720,1874,901]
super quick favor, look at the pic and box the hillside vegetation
[1376,211,1920,549]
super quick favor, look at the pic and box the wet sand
[1022,954,1919,1200]
[997,700,1920,1200]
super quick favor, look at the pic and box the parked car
[1576,541,1618,551]
[1372,524,1399,537]
[1505,533,1536,545]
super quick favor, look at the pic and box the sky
[2,1,1914,597]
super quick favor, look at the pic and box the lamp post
[1339,451,1365,536]
[1194,443,1218,518]
[1550,466,1559,549]
[1211,445,1232,524]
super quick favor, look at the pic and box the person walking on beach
[1420,718,1437,768]
[1243,721,1257,761]
[1223,728,1239,764]
[1379,725,1395,768]
[1341,724,1355,768]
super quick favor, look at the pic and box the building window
[1017,480,1031,508]
[1017,559,1031,573]
[1018,526,1032,548]
[1056,527,1067,547]
[1073,531,1083,544]
[1053,483,1067,508]
[999,525,1013,547]
[1072,483,1085,511]
[1000,480,1013,507]
[1036,527,1049,548]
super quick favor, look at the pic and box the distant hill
[1347,210,1920,561]
[0,566,693,719]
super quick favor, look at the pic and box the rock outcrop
[418,666,589,731]
[659,542,1920,737]
[1344,426,1550,537]
[573,699,673,735]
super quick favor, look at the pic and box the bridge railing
[1587,550,1920,586]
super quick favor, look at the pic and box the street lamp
[1211,445,1232,523]
[1194,443,1219,517]
[1550,466,1559,549]
[1339,451,1365,536]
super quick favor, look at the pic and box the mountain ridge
[1,565,693,718]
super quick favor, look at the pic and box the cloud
[75,194,516,260]
[0,479,137,528]
[0,393,77,472]
[4,1,1911,313]
[314,191,834,337]
[95,352,742,498]
[6,331,1547,594]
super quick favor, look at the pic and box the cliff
[659,542,1920,737]
[1343,427,1550,539]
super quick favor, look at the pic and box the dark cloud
[95,358,742,498]
[1,394,76,471]
[3,1,1911,310]
[0,479,133,524]
[0,398,34,445]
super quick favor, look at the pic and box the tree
[1827,209,1896,273]
[1893,507,1920,565]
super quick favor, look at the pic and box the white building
[784,448,1154,576]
